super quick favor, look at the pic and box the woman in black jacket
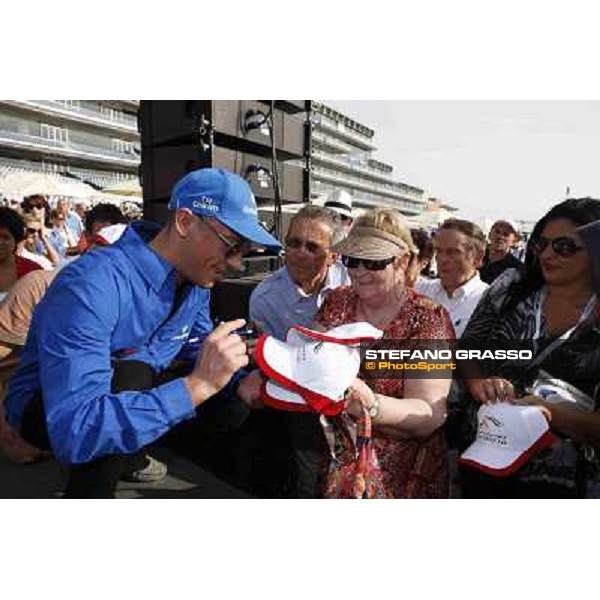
[458,198,600,498]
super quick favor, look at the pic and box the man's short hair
[289,205,346,247]
[410,228,434,262]
[85,203,128,233]
[438,218,486,256]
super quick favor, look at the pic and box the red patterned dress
[316,286,455,498]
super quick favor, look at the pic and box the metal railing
[4,100,138,133]
[312,130,360,155]
[312,116,376,151]
[312,164,424,200]
[0,129,140,167]
[311,167,424,213]
[312,150,423,197]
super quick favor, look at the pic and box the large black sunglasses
[341,255,395,271]
[531,236,585,258]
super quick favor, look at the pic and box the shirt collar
[115,221,176,293]
[284,266,335,299]
[322,265,340,291]
[442,272,483,299]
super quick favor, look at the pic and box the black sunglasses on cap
[531,236,585,258]
[341,255,395,271]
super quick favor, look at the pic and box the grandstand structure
[0,100,425,216]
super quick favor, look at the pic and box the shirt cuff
[156,377,196,424]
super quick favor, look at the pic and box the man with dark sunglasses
[5,168,280,498]
[249,204,348,341]
[248,204,348,497]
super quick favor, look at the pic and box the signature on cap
[480,415,504,431]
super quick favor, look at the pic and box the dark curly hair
[410,228,434,262]
[85,203,128,233]
[21,194,52,227]
[0,206,26,244]
[503,197,600,311]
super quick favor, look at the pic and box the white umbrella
[102,179,142,197]
[58,179,99,199]
[0,172,74,197]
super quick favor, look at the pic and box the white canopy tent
[102,179,142,197]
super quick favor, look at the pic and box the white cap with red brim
[256,322,383,415]
[458,403,556,477]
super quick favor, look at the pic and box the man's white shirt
[415,273,488,337]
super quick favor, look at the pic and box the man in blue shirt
[6,168,280,498]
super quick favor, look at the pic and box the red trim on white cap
[263,396,314,413]
[254,335,344,416]
[458,429,557,478]
[260,379,313,413]
[289,324,380,346]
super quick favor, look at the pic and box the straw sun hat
[333,215,418,260]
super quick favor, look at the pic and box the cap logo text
[193,197,219,213]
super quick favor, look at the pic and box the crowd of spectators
[0,178,599,500]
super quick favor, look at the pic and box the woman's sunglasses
[531,236,585,258]
[341,255,395,271]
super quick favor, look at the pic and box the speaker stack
[139,100,311,227]
[138,100,312,321]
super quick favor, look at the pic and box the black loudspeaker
[209,274,271,322]
[139,100,311,224]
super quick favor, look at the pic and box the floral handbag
[322,405,389,499]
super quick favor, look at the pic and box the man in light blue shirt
[250,205,349,341]
[6,168,280,498]
[248,204,348,497]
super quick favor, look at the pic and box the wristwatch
[366,394,381,420]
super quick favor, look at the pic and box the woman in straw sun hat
[316,208,455,498]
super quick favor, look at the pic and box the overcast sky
[325,101,600,223]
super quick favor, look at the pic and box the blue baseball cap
[168,168,281,251]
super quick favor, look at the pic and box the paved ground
[0,446,252,499]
